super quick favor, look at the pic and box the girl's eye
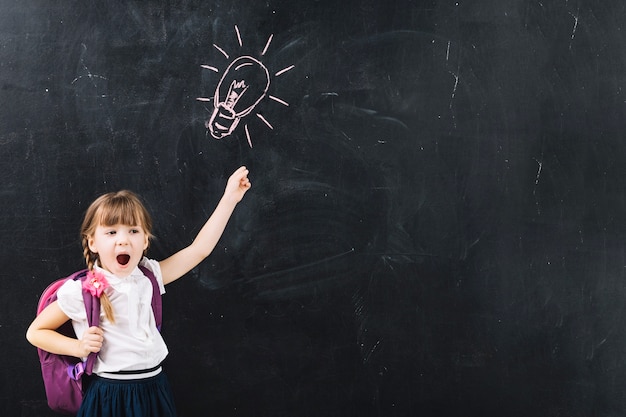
[106,230,117,235]
[130,228,140,234]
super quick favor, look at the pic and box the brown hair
[80,190,154,323]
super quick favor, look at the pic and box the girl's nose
[116,232,129,244]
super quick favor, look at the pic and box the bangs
[95,193,152,232]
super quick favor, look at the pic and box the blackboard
[2,1,626,416]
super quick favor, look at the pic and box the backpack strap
[139,265,163,331]
[66,270,100,376]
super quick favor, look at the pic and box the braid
[82,237,94,271]
[82,236,115,323]
[99,293,116,324]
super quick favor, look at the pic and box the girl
[26,166,251,417]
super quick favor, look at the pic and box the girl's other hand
[78,326,104,357]
[224,166,251,204]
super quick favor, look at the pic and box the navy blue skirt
[77,372,177,417]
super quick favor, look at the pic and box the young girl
[26,166,251,417]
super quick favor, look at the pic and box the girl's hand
[224,166,251,204]
[77,326,104,357]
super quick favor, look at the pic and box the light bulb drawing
[197,25,295,147]
[206,56,270,140]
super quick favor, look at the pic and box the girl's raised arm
[159,166,251,285]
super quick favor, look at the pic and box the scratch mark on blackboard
[533,157,543,215]
[363,339,381,363]
[568,9,580,50]
[71,72,108,86]
[246,248,356,282]
[448,71,459,129]
[587,337,607,360]
[533,158,543,185]
[71,44,107,94]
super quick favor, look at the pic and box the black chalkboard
[3,1,626,416]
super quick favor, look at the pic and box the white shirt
[56,257,168,374]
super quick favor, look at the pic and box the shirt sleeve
[56,278,88,322]
[139,257,166,295]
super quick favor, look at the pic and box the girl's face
[88,223,149,277]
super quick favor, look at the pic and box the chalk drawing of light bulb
[197,25,294,147]
[206,56,270,139]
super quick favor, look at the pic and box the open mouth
[116,254,131,266]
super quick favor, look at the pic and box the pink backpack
[35,267,162,415]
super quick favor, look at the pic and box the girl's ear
[88,236,98,253]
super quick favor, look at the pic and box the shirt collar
[94,262,144,284]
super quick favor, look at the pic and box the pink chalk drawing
[197,25,294,147]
